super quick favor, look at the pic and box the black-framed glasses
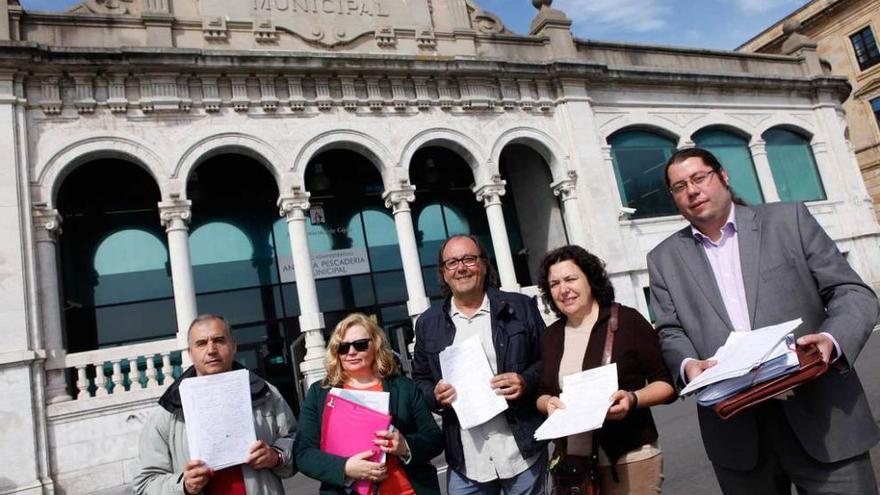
[442,254,483,271]
[338,338,371,354]
[669,170,716,195]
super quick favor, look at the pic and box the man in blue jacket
[412,234,547,495]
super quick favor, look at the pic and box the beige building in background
[739,0,880,220]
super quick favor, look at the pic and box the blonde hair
[322,313,399,387]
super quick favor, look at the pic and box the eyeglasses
[669,170,716,195]
[338,338,371,354]
[442,254,483,271]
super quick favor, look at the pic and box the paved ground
[283,330,880,494]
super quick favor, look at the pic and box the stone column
[33,208,71,403]
[474,176,519,291]
[159,201,197,351]
[278,192,327,386]
[748,139,780,203]
[551,171,587,248]
[383,185,430,320]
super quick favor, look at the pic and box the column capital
[810,140,829,155]
[278,189,311,218]
[473,175,506,206]
[749,139,767,155]
[33,207,62,241]
[551,170,578,200]
[158,200,192,230]
[383,184,416,213]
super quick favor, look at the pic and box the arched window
[610,130,678,218]
[93,228,169,304]
[763,128,826,202]
[693,128,764,205]
[189,221,260,292]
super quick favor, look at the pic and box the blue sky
[20,0,810,50]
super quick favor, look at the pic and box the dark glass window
[872,97,880,130]
[693,128,764,205]
[610,130,678,219]
[850,26,880,71]
[763,128,826,202]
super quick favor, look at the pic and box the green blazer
[294,374,443,495]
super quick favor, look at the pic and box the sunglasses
[338,338,371,354]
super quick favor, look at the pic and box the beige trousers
[596,454,664,495]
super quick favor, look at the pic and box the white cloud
[555,0,670,33]
[728,0,800,14]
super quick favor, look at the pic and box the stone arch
[36,134,168,209]
[291,130,394,190]
[490,127,569,181]
[755,118,817,143]
[398,128,489,186]
[685,119,754,143]
[174,133,286,199]
[601,117,681,145]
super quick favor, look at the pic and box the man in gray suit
[647,147,879,494]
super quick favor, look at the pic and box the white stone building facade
[0,0,878,493]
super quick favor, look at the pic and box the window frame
[850,25,880,72]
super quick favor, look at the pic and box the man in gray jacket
[134,314,297,495]
[648,148,878,494]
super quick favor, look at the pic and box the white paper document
[179,368,257,470]
[680,318,802,396]
[329,387,390,414]
[534,363,619,441]
[439,335,508,429]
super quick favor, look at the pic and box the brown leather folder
[713,344,829,420]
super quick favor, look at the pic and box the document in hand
[533,363,618,441]
[320,392,392,495]
[439,335,508,429]
[696,335,799,406]
[329,387,390,414]
[680,318,803,397]
[179,368,257,470]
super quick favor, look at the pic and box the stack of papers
[533,363,618,441]
[679,319,803,403]
[439,336,508,430]
[179,369,257,470]
[329,387,390,414]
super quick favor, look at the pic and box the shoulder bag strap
[601,303,620,366]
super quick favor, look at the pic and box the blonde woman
[294,313,443,495]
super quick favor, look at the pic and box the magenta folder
[320,392,392,495]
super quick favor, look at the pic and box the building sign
[200,0,432,46]
[277,248,371,282]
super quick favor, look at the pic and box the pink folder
[320,392,392,495]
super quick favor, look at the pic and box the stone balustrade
[47,338,185,400]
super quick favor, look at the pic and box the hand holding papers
[439,336,508,429]
[179,369,257,470]
[534,363,619,441]
[680,318,803,397]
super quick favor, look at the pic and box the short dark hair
[187,314,234,346]
[436,234,499,298]
[537,245,615,318]
[663,147,748,206]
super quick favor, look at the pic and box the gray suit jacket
[647,202,880,470]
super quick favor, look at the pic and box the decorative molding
[383,183,416,213]
[40,77,62,116]
[33,208,62,242]
[202,16,228,41]
[158,201,192,229]
[728,112,772,130]
[278,189,312,218]
[473,174,506,205]
[649,112,707,129]
[595,111,626,130]
[376,26,396,48]
[551,170,578,200]
[416,27,436,50]
[253,17,279,43]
